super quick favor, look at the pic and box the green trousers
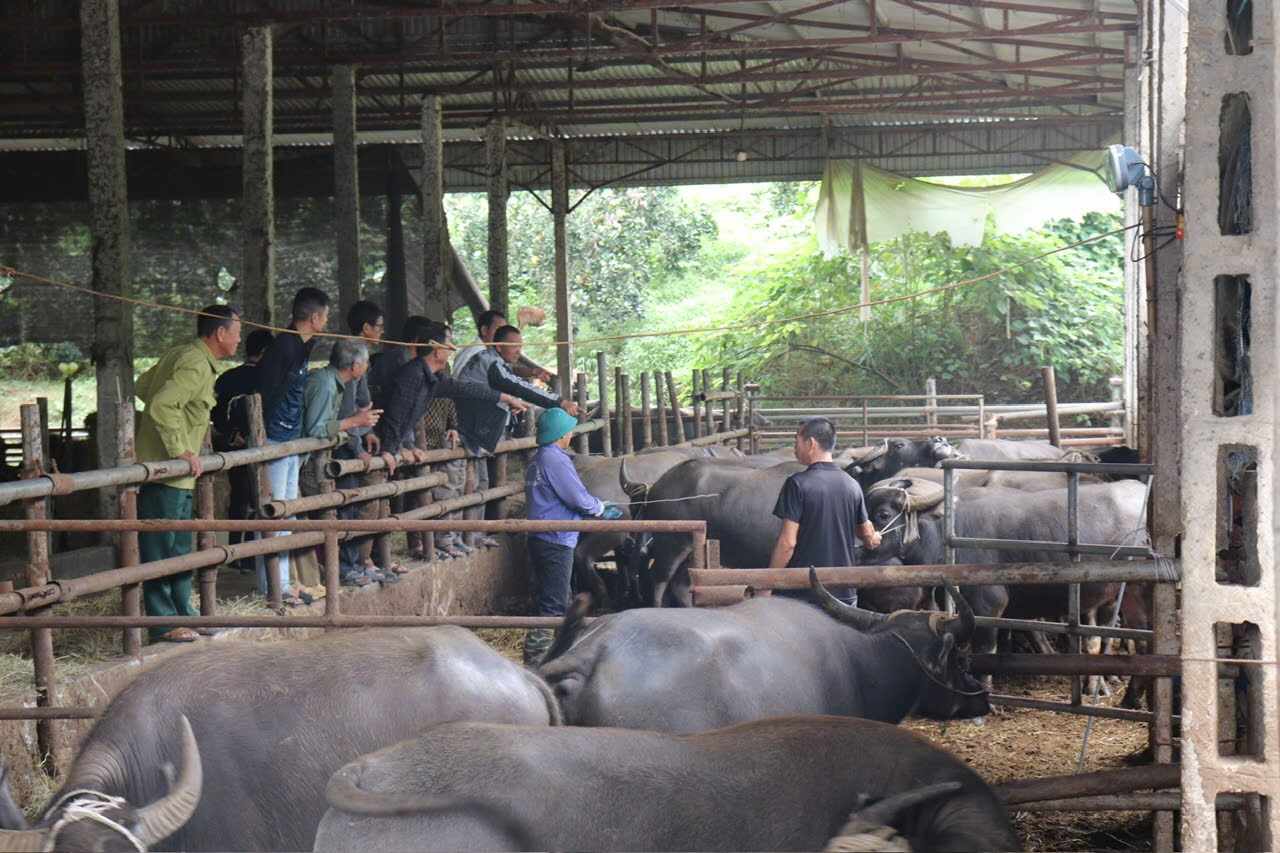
[138,483,198,641]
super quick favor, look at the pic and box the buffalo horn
[135,715,203,846]
[809,568,887,632]
[942,585,976,643]
[618,458,650,506]
[851,781,963,827]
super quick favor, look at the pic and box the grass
[0,377,99,431]
[0,591,273,687]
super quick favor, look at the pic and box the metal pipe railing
[0,435,337,506]
[687,560,1174,589]
[260,471,447,518]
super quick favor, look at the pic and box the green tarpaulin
[815,150,1121,254]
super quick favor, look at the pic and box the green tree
[698,211,1125,403]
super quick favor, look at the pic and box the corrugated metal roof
[0,0,1129,181]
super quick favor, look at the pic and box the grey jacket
[455,348,562,454]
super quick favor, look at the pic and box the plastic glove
[599,503,625,521]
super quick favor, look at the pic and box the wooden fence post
[735,372,745,451]
[619,372,633,455]
[665,372,686,444]
[574,373,589,454]
[706,366,716,435]
[690,369,703,439]
[597,352,613,457]
[21,404,58,771]
[245,394,282,609]
[640,372,653,451]
[196,429,217,616]
[654,371,668,446]
[115,400,142,657]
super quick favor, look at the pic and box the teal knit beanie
[537,407,578,446]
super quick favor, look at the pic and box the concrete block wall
[1179,2,1278,848]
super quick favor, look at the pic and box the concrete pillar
[486,116,509,317]
[421,95,447,322]
[1137,4,1187,851]
[551,139,573,396]
[1179,3,1278,850]
[333,65,361,323]
[241,26,275,325]
[79,0,133,502]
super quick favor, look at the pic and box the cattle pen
[0,0,1268,849]
[0,361,1190,844]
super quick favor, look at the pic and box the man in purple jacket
[523,408,622,664]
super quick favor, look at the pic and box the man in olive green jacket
[134,305,242,642]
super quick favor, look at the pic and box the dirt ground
[476,628,1154,853]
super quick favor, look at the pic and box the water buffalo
[314,716,1017,853]
[570,449,767,608]
[954,437,1068,461]
[623,456,801,606]
[0,627,560,852]
[843,436,958,491]
[862,480,1149,662]
[891,464,1106,493]
[0,716,202,853]
[623,451,929,609]
[537,572,989,731]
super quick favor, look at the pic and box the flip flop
[159,628,199,643]
[388,562,412,575]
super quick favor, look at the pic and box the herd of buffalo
[0,436,1151,852]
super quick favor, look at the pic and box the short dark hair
[403,316,450,356]
[291,287,330,324]
[476,309,506,334]
[493,325,522,343]
[196,304,240,339]
[798,416,837,452]
[244,329,273,360]
[347,300,383,336]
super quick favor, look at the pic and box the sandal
[159,627,199,643]
[388,562,412,575]
[341,572,372,587]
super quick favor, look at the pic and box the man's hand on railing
[364,432,381,455]
[381,452,398,476]
[444,430,460,449]
[560,400,581,418]
[501,394,530,413]
[178,451,203,479]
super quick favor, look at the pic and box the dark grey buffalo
[623,456,800,606]
[0,717,202,853]
[624,446,939,608]
[862,480,1149,658]
[314,716,1017,853]
[570,449,767,608]
[954,437,1068,461]
[538,572,989,732]
[0,628,559,852]
[845,436,958,491]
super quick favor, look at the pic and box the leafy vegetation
[698,209,1125,402]
[0,181,1124,429]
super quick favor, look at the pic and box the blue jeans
[527,537,575,617]
[256,447,301,596]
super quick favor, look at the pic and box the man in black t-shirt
[770,417,881,604]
